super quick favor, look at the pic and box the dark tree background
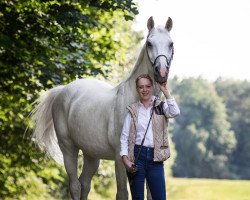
[170,77,236,179]
[214,78,250,179]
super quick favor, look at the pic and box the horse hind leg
[79,154,100,200]
[59,140,81,200]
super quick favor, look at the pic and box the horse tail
[31,86,64,165]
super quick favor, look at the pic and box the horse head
[146,16,174,84]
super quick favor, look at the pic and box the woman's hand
[122,156,137,173]
[157,82,172,99]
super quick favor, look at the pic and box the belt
[135,144,154,150]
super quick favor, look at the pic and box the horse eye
[169,42,174,48]
[147,41,152,48]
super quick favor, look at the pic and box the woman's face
[136,78,153,102]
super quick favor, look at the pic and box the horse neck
[116,44,161,104]
[129,44,154,80]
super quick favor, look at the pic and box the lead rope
[134,97,157,165]
[129,97,157,187]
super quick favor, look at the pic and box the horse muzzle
[154,70,169,84]
[154,64,169,84]
[153,55,171,83]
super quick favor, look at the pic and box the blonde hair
[135,74,153,88]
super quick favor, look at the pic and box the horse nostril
[155,66,159,73]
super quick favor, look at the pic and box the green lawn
[88,177,250,200]
[167,178,250,200]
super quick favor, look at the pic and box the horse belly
[71,125,115,160]
[68,95,116,159]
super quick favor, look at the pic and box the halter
[146,42,174,68]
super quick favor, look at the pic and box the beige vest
[127,100,170,162]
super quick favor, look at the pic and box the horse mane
[118,43,149,86]
[127,44,147,78]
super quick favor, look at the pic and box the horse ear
[147,16,154,31]
[165,17,173,32]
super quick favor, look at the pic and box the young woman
[120,74,180,200]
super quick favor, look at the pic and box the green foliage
[0,153,68,199]
[0,0,139,199]
[164,133,177,177]
[170,77,236,178]
[4,171,53,200]
[214,78,250,179]
[92,160,116,198]
[106,25,143,85]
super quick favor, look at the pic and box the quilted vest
[127,99,170,162]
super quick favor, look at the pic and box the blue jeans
[128,145,166,200]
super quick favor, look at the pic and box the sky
[133,0,250,81]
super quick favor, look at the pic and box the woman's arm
[120,113,131,157]
[158,82,180,118]
[120,113,137,172]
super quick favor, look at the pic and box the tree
[0,0,140,198]
[170,77,236,178]
[215,78,250,179]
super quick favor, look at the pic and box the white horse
[32,16,174,200]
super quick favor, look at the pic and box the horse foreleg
[79,154,100,200]
[115,155,128,200]
[60,142,80,200]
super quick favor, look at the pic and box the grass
[88,177,250,200]
[167,177,250,200]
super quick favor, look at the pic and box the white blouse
[120,96,180,157]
